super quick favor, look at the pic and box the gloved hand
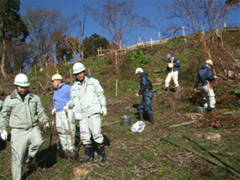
[44,122,50,130]
[101,107,107,116]
[51,108,56,115]
[135,92,140,97]
[0,130,7,140]
[64,105,68,112]
[194,88,197,92]
[214,75,218,79]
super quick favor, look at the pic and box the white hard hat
[206,59,213,66]
[73,62,86,74]
[168,63,174,68]
[52,74,62,81]
[14,73,30,87]
[135,68,144,74]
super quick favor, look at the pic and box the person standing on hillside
[165,54,180,93]
[51,74,75,157]
[194,60,216,112]
[135,67,154,124]
[0,73,49,180]
[66,62,107,163]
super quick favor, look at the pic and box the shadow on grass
[133,103,151,123]
[22,144,58,179]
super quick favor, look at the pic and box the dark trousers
[138,91,153,115]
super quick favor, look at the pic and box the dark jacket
[167,57,180,72]
[138,73,153,95]
[194,65,215,88]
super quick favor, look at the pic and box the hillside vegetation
[0,28,240,180]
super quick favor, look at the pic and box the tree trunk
[54,54,59,74]
[1,39,7,79]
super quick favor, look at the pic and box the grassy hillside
[0,28,240,180]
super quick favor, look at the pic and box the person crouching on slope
[194,60,216,112]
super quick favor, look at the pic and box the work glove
[44,122,50,130]
[214,75,218,79]
[194,88,197,92]
[0,130,7,141]
[101,107,107,116]
[64,105,68,112]
[51,108,56,115]
[135,92,140,97]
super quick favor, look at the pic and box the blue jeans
[138,91,153,115]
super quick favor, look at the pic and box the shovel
[64,109,78,160]
[48,111,56,150]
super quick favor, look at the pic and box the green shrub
[126,50,152,69]
[227,87,240,95]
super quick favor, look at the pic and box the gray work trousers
[79,113,103,145]
[11,126,43,180]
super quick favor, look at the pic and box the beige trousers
[56,110,75,151]
[165,71,179,88]
[202,85,216,109]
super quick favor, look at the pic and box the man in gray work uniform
[67,62,107,163]
[0,73,49,180]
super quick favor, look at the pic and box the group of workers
[134,53,216,124]
[0,53,216,180]
[0,62,107,180]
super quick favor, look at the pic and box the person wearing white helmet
[194,60,216,112]
[135,67,154,124]
[51,74,75,157]
[0,73,49,180]
[66,62,107,163]
[165,54,180,93]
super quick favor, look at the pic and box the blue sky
[20,0,240,46]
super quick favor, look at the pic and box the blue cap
[167,54,172,58]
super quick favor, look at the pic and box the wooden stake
[34,65,40,95]
[88,68,92,76]
[115,79,118,97]
[69,68,73,85]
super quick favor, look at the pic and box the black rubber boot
[58,143,65,158]
[176,87,179,94]
[148,114,154,124]
[84,145,94,161]
[208,108,214,113]
[24,154,34,164]
[139,113,144,121]
[165,87,170,92]
[97,144,105,163]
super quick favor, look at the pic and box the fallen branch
[169,120,199,128]
[102,121,120,128]
[183,135,240,174]
[161,137,240,177]
[93,171,113,180]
